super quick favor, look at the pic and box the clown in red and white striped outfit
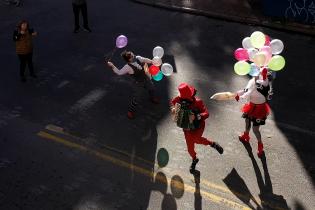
[235,68,273,157]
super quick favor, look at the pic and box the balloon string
[105,47,117,62]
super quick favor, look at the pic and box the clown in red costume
[171,83,224,173]
[235,68,273,157]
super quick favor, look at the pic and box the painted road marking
[69,88,106,113]
[37,131,251,210]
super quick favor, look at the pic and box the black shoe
[83,27,91,32]
[21,77,26,83]
[190,158,199,174]
[73,28,80,33]
[211,142,224,154]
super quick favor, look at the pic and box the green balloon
[234,61,251,75]
[250,31,265,48]
[268,55,285,71]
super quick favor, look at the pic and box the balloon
[149,65,159,76]
[270,39,284,55]
[152,56,162,66]
[250,31,266,48]
[268,55,285,71]
[234,48,249,61]
[161,63,173,76]
[247,48,258,61]
[260,46,272,65]
[249,63,260,76]
[253,52,267,67]
[152,71,163,81]
[153,46,164,58]
[265,35,271,46]
[115,35,128,48]
[234,61,250,75]
[242,37,253,49]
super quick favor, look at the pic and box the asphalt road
[0,0,314,209]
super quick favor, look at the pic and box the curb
[131,0,315,36]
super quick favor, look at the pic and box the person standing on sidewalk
[171,83,223,174]
[72,0,91,33]
[107,50,159,119]
[235,68,273,158]
[13,20,37,82]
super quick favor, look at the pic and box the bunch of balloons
[149,46,174,81]
[233,31,285,76]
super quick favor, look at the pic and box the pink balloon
[234,48,249,61]
[260,46,272,65]
[265,35,271,46]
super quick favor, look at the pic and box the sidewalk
[131,0,315,36]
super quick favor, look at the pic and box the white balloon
[153,46,164,58]
[152,56,162,66]
[270,39,284,55]
[161,63,173,76]
[247,48,258,61]
[242,37,253,49]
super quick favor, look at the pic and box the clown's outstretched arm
[136,56,152,64]
[235,78,255,102]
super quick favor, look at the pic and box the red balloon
[265,35,271,46]
[234,48,249,61]
[149,65,159,76]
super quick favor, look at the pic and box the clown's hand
[235,94,240,102]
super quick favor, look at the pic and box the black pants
[18,53,34,78]
[72,3,89,29]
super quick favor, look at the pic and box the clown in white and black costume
[107,50,159,119]
[235,68,273,157]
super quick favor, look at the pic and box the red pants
[183,121,213,159]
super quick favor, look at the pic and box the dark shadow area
[223,168,260,209]
[294,200,306,210]
[192,170,202,210]
[153,172,178,210]
[242,142,289,210]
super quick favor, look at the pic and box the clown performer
[235,67,273,157]
[107,50,159,119]
[171,83,224,174]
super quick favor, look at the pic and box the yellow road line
[44,124,246,196]
[37,131,251,210]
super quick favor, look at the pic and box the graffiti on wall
[285,0,315,23]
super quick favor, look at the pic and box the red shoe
[127,111,135,119]
[257,143,264,158]
[150,97,160,104]
[238,132,250,143]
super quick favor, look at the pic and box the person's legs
[72,3,80,32]
[144,79,159,104]
[26,53,36,77]
[81,3,91,31]
[253,125,264,157]
[127,82,143,119]
[239,118,251,142]
[18,54,27,82]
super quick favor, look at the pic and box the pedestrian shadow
[192,170,202,210]
[244,142,289,210]
[223,141,290,210]
[223,168,260,209]
[153,172,185,210]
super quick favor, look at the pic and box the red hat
[178,83,196,99]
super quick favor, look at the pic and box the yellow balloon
[253,52,267,67]
[250,31,266,48]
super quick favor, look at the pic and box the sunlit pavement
[0,0,315,209]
